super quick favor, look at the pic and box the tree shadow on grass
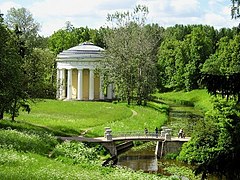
[0,119,76,136]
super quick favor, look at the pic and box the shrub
[51,141,99,165]
[0,129,58,155]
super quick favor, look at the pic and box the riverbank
[0,89,213,179]
[0,100,170,179]
[117,91,210,179]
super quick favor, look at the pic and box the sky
[0,0,239,37]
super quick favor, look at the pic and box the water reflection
[117,148,159,173]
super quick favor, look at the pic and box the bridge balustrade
[112,131,160,138]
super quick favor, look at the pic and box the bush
[51,141,99,165]
[0,129,58,155]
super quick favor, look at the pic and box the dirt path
[130,109,137,118]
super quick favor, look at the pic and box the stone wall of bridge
[155,140,186,158]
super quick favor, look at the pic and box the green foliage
[202,35,240,75]
[0,146,168,179]
[164,164,201,180]
[51,141,99,164]
[0,15,31,120]
[1,7,54,120]
[5,7,40,49]
[103,5,162,105]
[201,35,240,101]
[163,153,178,160]
[158,25,216,91]
[24,48,56,98]
[0,129,57,155]
[178,98,240,179]
[48,25,105,54]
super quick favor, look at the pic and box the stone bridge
[58,126,190,158]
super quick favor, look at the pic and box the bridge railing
[112,131,160,138]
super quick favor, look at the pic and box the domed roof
[56,42,104,61]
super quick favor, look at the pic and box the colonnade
[56,68,113,100]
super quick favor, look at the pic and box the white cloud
[0,0,238,36]
[203,12,238,29]
[222,6,231,16]
[0,1,21,14]
[203,13,225,26]
[170,0,200,15]
[30,0,98,18]
[137,0,168,12]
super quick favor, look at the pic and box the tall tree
[231,0,240,18]
[158,39,186,90]
[5,7,56,100]
[183,27,213,90]
[201,35,240,101]
[48,24,105,54]
[157,25,215,91]
[5,7,40,49]
[24,48,56,98]
[0,15,30,120]
[179,98,240,179]
[102,5,161,105]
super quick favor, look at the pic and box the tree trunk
[11,98,17,121]
[0,111,3,120]
[143,99,147,106]
[127,89,131,105]
[127,97,130,105]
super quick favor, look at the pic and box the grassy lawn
[0,129,167,180]
[0,100,170,179]
[154,89,213,112]
[0,95,202,179]
[90,105,168,137]
[9,99,168,137]
[0,148,163,180]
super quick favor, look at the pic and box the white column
[67,69,72,100]
[56,69,60,99]
[77,69,83,100]
[99,75,104,100]
[89,69,94,100]
[107,84,113,99]
[59,69,65,99]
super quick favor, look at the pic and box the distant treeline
[49,24,240,93]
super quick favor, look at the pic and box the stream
[117,100,204,175]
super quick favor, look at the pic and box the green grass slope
[11,100,167,137]
[0,129,166,180]
[0,100,172,180]
[154,89,213,112]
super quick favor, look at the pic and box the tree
[5,7,56,100]
[157,25,215,91]
[178,98,240,179]
[0,15,30,120]
[102,5,161,105]
[157,39,186,90]
[231,0,240,18]
[48,24,105,54]
[201,35,240,101]
[24,48,56,98]
[0,14,13,119]
[5,7,40,49]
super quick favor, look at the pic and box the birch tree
[103,5,161,105]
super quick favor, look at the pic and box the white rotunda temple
[56,42,113,100]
